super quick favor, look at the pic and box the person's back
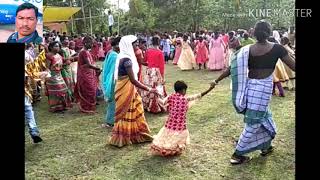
[163,38,171,53]
[145,48,165,77]
[248,43,288,79]
[167,93,188,125]
[211,20,295,165]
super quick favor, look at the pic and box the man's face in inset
[16,8,37,38]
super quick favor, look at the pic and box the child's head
[174,80,188,95]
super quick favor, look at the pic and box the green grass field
[25,63,295,179]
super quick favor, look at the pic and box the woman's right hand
[149,88,160,96]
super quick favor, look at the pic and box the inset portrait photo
[0,0,43,44]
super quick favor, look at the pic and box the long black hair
[174,80,188,92]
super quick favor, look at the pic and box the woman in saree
[211,20,295,164]
[61,40,75,100]
[267,37,289,97]
[141,36,167,113]
[134,39,147,82]
[45,41,73,112]
[281,37,295,90]
[74,36,102,113]
[109,35,158,147]
[101,37,121,127]
[227,31,241,67]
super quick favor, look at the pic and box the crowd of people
[24,20,295,165]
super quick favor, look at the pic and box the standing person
[45,41,73,112]
[109,35,158,147]
[61,40,75,99]
[141,36,167,113]
[221,32,230,69]
[103,37,113,56]
[240,33,255,47]
[91,41,105,62]
[195,36,209,70]
[25,82,43,143]
[287,27,295,48]
[134,39,148,82]
[228,31,241,50]
[281,37,295,90]
[211,20,295,164]
[69,41,78,85]
[25,50,43,143]
[151,81,215,156]
[272,60,289,97]
[221,31,229,45]
[173,35,183,65]
[108,10,114,37]
[161,34,171,64]
[74,35,83,51]
[101,37,121,128]
[268,37,289,97]
[74,36,102,113]
[177,35,197,70]
[208,32,226,71]
[7,2,42,44]
[25,43,41,102]
[227,31,241,67]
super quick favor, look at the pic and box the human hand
[210,83,215,89]
[149,88,159,95]
[210,81,217,88]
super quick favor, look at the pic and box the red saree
[74,50,97,113]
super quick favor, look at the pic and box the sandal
[230,154,252,165]
[101,123,113,128]
[261,146,274,156]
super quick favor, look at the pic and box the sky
[107,0,130,12]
